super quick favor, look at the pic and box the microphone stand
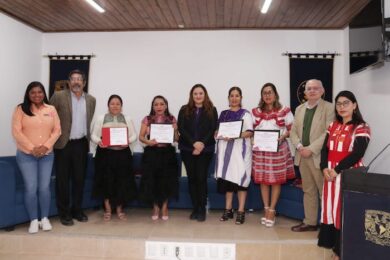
[365,143,390,173]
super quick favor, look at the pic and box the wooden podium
[341,167,390,260]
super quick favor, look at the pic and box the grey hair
[305,79,324,90]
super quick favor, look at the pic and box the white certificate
[253,130,280,152]
[150,124,174,143]
[216,120,243,139]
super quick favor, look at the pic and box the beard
[71,83,82,92]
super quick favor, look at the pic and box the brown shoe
[291,223,318,232]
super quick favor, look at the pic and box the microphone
[365,143,390,173]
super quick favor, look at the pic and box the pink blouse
[142,115,177,147]
[12,104,61,154]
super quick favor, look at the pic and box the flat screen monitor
[349,0,385,74]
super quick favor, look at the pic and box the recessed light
[85,0,105,13]
[260,0,272,14]
[178,24,185,29]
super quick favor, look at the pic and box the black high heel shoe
[235,211,245,225]
[220,209,234,221]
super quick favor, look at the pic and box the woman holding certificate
[251,83,295,227]
[215,87,253,225]
[318,91,370,260]
[178,84,218,222]
[138,95,179,221]
[91,94,137,221]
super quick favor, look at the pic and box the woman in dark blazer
[178,84,218,222]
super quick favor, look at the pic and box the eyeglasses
[305,87,322,92]
[262,91,274,96]
[336,100,352,108]
[69,77,83,82]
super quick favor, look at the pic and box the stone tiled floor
[0,208,333,259]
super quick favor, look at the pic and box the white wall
[385,0,390,18]
[0,13,42,156]
[348,63,390,174]
[41,30,346,152]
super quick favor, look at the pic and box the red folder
[101,127,129,146]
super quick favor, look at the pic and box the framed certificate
[150,123,174,143]
[216,120,243,139]
[253,130,280,152]
[101,127,129,146]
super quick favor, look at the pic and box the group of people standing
[12,71,370,260]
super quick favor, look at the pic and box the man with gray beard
[50,70,96,226]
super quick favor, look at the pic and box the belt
[69,137,86,142]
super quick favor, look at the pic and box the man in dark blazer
[50,70,96,226]
[290,79,335,232]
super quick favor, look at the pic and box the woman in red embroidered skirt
[251,83,295,227]
[318,91,370,260]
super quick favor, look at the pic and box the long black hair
[20,81,49,116]
[335,90,365,125]
[149,95,172,117]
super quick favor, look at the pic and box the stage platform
[0,208,333,260]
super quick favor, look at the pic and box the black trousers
[54,138,88,217]
[180,151,213,210]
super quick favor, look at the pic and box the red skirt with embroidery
[252,141,295,185]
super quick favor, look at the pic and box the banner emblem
[365,209,390,247]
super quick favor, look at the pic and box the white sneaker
[40,217,52,231]
[28,219,39,234]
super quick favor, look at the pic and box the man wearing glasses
[290,79,334,232]
[50,70,96,226]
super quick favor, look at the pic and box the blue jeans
[16,150,54,220]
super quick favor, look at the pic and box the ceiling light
[85,0,105,13]
[260,0,272,14]
[178,24,185,29]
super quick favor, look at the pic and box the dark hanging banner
[48,55,92,97]
[289,54,334,113]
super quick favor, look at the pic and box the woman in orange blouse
[12,82,61,234]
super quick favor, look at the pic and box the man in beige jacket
[290,79,334,232]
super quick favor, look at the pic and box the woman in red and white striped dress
[251,83,295,227]
[318,91,370,260]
